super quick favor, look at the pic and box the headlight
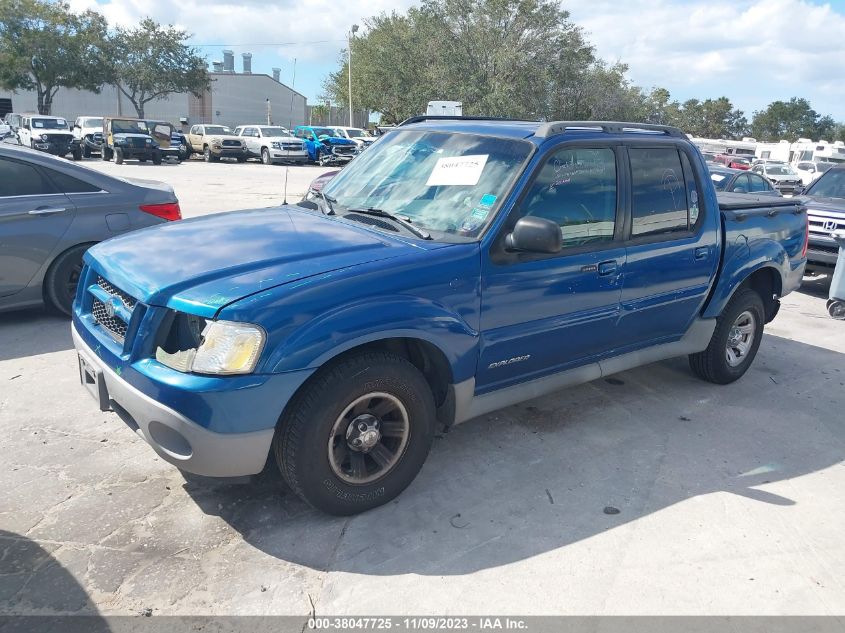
[41,134,49,141]
[271,141,282,149]
[145,138,152,144]
[156,319,265,375]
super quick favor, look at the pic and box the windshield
[81,117,102,128]
[260,127,290,137]
[31,118,68,130]
[805,169,845,199]
[346,128,370,138]
[111,120,148,134]
[321,129,533,241]
[312,127,335,137]
[765,165,796,176]
[205,126,231,135]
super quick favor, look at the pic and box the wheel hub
[346,414,381,452]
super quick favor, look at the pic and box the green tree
[750,97,826,142]
[109,18,209,118]
[0,0,109,114]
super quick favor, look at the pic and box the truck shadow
[0,530,111,631]
[0,309,72,363]
[183,334,845,576]
[799,273,832,299]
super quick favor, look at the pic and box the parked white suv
[72,116,104,158]
[18,114,81,159]
[233,125,309,165]
[794,160,838,185]
[330,126,375,149]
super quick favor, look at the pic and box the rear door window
[749,174,770,193]
[629,147,691,237]
[0,158,54,197]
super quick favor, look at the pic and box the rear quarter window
[0,158,54,197]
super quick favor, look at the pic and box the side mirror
[793,186,805,195]
[505,217,561,254]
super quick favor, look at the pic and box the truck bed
[717,192,801,211]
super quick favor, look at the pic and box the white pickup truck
[233,125,309,165]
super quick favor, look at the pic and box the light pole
[348,24,359,127]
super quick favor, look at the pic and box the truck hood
[84,206,446,317]
[263,135,302,144]
[766,174,801,183]
[796,196,845,215]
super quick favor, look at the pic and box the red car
[715,154,751,170]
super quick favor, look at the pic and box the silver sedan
[0,144,181,315]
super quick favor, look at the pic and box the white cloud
[565,0,845,117]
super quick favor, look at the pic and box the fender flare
[265,295,479,382]
[703,238,787,319]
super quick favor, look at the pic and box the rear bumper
[807,244,839,267]
[73,323,278,477]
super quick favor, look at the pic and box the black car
[795,165,845,270]
[708,165,780,196]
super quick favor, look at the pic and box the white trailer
[426,101,463,116]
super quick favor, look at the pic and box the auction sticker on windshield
[426,154,489,186]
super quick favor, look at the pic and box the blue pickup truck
[72,119,807,515]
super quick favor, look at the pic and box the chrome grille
[333,145,356,156]
[97,276,136,309]
[92,298,128,340]
[222,139,241,147]
[282,143,303,151]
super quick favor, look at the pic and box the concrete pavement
[0,159,843,617]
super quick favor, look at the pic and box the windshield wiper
[315,191,336,215]
[344,207,431,240]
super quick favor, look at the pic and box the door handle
[694,246,709,261]
[28,207,67,216]
[597,260,617,276]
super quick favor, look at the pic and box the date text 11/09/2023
[308,617,528,630]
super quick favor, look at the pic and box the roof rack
[398,115,522,126]
[534,121,686,139]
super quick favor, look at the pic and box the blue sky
[74,0,845,121]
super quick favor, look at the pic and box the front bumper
[34,141,75,155]
[807,240,839,267]
[211,146,247,157]
[72,321,307,477]
[270,150,309,163]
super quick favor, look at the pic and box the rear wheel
[689,288,765,384]
[113,148,124,164]
[828,299,845,320]
[44,244,90,316]
[274,351,436,515]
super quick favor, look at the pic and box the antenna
[282,164,289,205]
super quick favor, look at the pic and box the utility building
[0,54,307,130]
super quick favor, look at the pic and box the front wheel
[274,351,436,515]
[71,147,82,161]
[828,299,845,320]
[152,152,162,165]
[261,148,272,165]
[113,148,124,164]
[689,288,765,384]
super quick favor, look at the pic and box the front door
[0,156,74,297]
[478,144,626,393]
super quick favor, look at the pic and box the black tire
[152,152,162,165]
[102,147,112,161]
[261,147,271,165]
[82,145,91,158]
[689,288,765,384]
[139,158,147,163]
[71,147,82,161]
[204,146,218,162]
[114,148,124,164]
[44,244,90,316]
[274,351,436,515]
[236,156,246,163]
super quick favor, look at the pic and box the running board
[452,318,716,425]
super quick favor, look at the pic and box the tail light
[140,202,181,221]
[801,211,809,258]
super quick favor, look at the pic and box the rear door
[478,143,626,392]
[0,156,74,297]
[188,125,202,151]
[617,143,719,348]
